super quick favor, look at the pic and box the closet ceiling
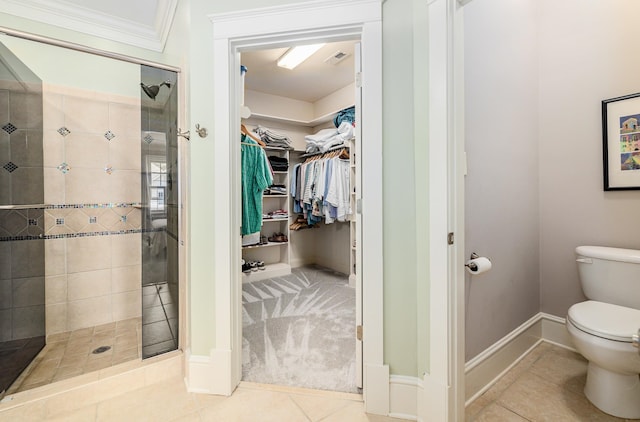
[0,0,177,51]
[241,41,356,103]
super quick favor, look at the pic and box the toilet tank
[575,246,640,310]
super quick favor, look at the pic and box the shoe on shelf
[268,232,288,243]
[256,261,265,270]
[242,262,252,273]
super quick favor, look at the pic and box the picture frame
[602,93,640,190]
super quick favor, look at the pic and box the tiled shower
[0,38,179,396]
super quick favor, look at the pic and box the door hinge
[447,232,455,245]
[356,325,363,341]
[355,72,362,88]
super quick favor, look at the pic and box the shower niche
[0,35,181,397]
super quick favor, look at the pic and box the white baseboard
[182,314,573,420]
[541,312,574,350]
[464,312,574,405]
[364,363,390,415]
[185,348,233,396]
[389,375,420,421]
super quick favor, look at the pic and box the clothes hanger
[241,123,266,146]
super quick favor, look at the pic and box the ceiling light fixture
[277,44,325,70]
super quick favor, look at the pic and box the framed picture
[602,93,640,190]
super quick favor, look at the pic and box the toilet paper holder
[465,252,487,271]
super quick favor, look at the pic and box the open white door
[354,41,363,389]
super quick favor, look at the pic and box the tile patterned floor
[142,282,178,358]
[0,377,407,422]
[466,342,638,421]
[7,281,179,395]
[7,318,141,395]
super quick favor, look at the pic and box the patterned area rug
[242,265,358,393]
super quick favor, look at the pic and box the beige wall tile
[63,96,109,134]
[143,355,182,386]
[42,91,64,132]
[111,234,141,267]
[112,265,140,293]
[0,400,46,421]
[44,370,144,418]
[43,168,65,205]
[63,209,90,233]
[109,170,141,203]
[67,269,111,301]
[45,275,67,305]
[46,303,68,335]
[45,238,66,276]
[67,296,112,331]
[43,130,65,168]
[111,290,141,321]
[64,133,109,170]
[65,168,111,204]
[108,102,141,139]
[109,137,142,171]
[66,236,111,274]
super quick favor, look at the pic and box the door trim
[207,0,387,414]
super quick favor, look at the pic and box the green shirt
[241,135,273,235]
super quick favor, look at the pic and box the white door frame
[422,0,466,420]
[208,0,389,415]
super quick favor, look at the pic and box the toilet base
[584,362,640,419]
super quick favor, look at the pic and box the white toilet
[566,245,640,419]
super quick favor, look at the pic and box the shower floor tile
[6,317,141,395]
[6,282,178,395]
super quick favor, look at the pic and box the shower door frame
[0,26,187,381]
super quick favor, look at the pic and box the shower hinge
[356,325,363,341]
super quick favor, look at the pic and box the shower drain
[92,346,111,354]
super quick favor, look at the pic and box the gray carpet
[242,265,358,393]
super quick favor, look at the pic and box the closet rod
[299,144,349,158]
[241,142,263,148]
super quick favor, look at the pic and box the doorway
[238,40,361,393]
[209,0,386,413]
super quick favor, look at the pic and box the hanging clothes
[241,134,273,235]
[290,149,351,225]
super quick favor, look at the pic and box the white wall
[464,0,541,361]
[538,0,640,317]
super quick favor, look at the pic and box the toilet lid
[568,301,640,342]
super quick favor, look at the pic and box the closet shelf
[262,217,288,222]
[249,108,352,128]
[273,171,288,174]
[263,194,287,198]
[243,241,288,250]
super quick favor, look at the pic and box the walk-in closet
[238,40,362,393]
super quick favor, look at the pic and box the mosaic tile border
[1,203,154,242]
[0,227,165,242]
[45,203,143,209]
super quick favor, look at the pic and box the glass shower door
[0,42,45,396]
[140,65,179,358]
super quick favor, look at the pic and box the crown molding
[0,0,177,52]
